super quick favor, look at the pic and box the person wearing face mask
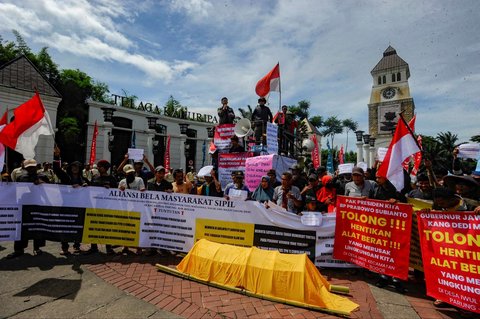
[316,175,337,213]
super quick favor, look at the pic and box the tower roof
[371,46,409,74]
[0,54,61,97]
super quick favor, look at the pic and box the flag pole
[278,62,281,112]
[398,112,421,150]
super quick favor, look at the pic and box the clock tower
[368,46,415,148]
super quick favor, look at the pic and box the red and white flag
[377,116,420,191]
[339,145,345,164]
[164,135,171,172]
[411,135,423,176]
[255,63,280,97]
[402,115,417,171]
[0,109,7,173]
[0,93,54,159]
[89,121,98,166]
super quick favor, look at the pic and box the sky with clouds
[0,0,478,150]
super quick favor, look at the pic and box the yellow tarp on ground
[177,239,359,315]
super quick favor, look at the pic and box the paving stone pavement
[0,242,466,318]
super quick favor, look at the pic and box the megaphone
[302,138,315,152]
[234,118,253,137]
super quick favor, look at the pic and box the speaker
[234,118,253,137]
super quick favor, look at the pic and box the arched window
[378,76,381,85]
[397,72,401,81]
[391,74,396,82]
[382,75,386,84]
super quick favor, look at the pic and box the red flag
[255,63,280,97]
[164,135,171,172]
[311,134,320,169]
[377,116,420,191]
[0,93,54,159]
[208,140,217,154]
[0,109,7,125]
[339,145,345,164]
[89,121,98,166]
[411,135,423,176]
[402,115,416,171]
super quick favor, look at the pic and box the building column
[179,135,187,172]
[146,128,155,162]
[356,141,363,164]
[369,146,376,168]
[363,143,370,167]
[101,122,113,163]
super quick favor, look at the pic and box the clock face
[382,87,396,99]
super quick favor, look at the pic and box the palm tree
[237,105,253,120]
[342,118,358,152]
[322,116,343,149]
[471,135,480,143]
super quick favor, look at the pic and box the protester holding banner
[272,172,303,214]
[408,173,433,200]
[251,176,274,203]
[86,160,117,255]
[172,169,193,194]
[117,153,154,185]
[147,166,173,192]
[198,169,223,197]
[224,171,250,200]
[6,159,48,259]
[300,174,320,211]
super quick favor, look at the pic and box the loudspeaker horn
[234,118,253,137]
[302,138,315,152]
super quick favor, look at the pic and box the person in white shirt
[119,164,145,191]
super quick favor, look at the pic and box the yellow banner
[407,198,433,271]
[82,208,141,246]
[195,219,254,247]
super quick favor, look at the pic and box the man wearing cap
[291,164,307,191]
[86,160,117,255]
[117,153,155,185]
[217,97,235,124]
[147,166,173,192]
[10,162,26,182]
[7,159,48,258]
[224,171,250,200]
[119,164,146,191]
[344,167,376,198]
[251,97,273,144]
[407,173,433,200]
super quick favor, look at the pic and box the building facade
[368,46,415,149]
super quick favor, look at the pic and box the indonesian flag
[402,115,416,171]
[0,93,54,159]
[311,134,320,169]
[255,63,280,97]
[164,135,171,171]
[377,116,421,191]
[89,121,98,166]
[411,135,423,176]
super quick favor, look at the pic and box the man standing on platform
[251,97,273,145]
[217,97,235,124]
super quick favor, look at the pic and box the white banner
[266,122,278,155]
[0,183,352,268]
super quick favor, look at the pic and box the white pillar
[146,129,155,162]
[363,143,370,167]
[369,146,376,168]
[356,141,363,164]
[101,122,113,163]
[179,135,187,171]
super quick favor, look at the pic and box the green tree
[309,115,323,128]
[164,95,185,117]
[342,118,358,153]
[35,47,60,84]
[322,116,343,149]
[58,117,81,144]
[470,135,480,143]
[91,81,113,104]
[237,104,253,119]
[0,35,20,65]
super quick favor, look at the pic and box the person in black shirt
[198,169,223,197]
[251,97,273,144]
[217,97,236,124]
[229,135,245,153]
[147,166,173,192]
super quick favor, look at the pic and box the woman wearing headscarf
[251,176,274,203]
[316,175,337,212]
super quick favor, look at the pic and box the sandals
[433,299,448,308]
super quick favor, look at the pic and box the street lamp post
[369,137,376,168]
[363,134,370,168]
[354,130,364,164]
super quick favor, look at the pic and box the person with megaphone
[217,97,236,124]
[251,97,273,145]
